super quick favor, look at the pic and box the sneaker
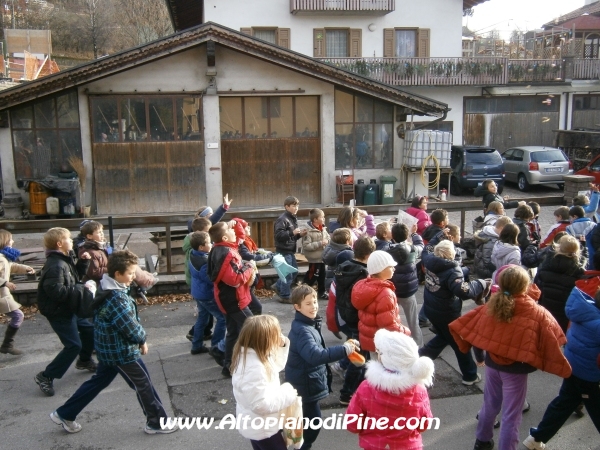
[190,346,209,355]
[221,366,232,378]
[473,438,494,450]
[185,332,193,342]
[203,333,213,341]
[319,293,329,300]
[50,411,82,433]
[419,320,432,328]
[574,403,585,418]
[476,413,500,429]
[34,371,55,396]
[462,373,482,386]
[273,294,293,304]
[523,435,546,450]
[209,347,225,367]
[339,395,351,406]
[144,424,178,435]
[330,362,346,380]
[522,401,531,413]
[75,359,97,372]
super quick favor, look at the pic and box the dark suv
[448,145,505,195]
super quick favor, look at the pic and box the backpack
[334,261,368,328]
[575,274,600,298]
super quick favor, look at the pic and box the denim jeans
[531,374,600,444]
[476,366,528,450]
[44,315,94,379]
[56,359,167,429]
[274,253,297,299]
[192,298,226,353]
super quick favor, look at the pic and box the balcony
[317,57,600,86]
[290,0,395,15]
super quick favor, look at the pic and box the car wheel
[450,177,462,196]
[497,185,503,195]
[518,173,530,192]
[557,183,564,190]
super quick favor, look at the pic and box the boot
[0,326,22,355]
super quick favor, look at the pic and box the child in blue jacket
[189,231,226,365]
[285,285,359,450]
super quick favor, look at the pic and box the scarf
[0,247,21,262]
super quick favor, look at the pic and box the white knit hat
[374,329,434,386]
[367,250,397,275]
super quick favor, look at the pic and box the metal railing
[290,0,395,13]
[0,196,564,274]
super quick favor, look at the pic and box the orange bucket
[29,182,49,215]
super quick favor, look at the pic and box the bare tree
[80,0,114,58]
[113,0,173,48]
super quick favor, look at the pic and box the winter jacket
[233,218,272,264]
[564,288,600,382]
[323,241,353,289]
[422,224,443,244]
[490,241,521,281]
[183,234,193,286]
[189,249,213,300]
[186,203,228,232]
[347,360,433,450]
[535,254,584,332]
[351,277,409,351]
[474,186,519,211]
[521,243,558,269]
[540,221,570,249]
[328,215,376,239]
[473,225,499,279]
[483,213,502,227]
[581,191,600,219]
[388,234,424,298]
[274,210,301,254]
[422,230,462,266]
[527,218,542,242]
[335,260,369,329]
[422,252,485,319]
[375,239,391,252]
[37,251,91,320]
[301,221,330,263]
[0,254,29,314]
[449,293,571,379]
[589,224,600,268]
[232,339,297,441]
[512,218,535,252]
[93,274,146,366]
[566,218,596,268]
[406,207,432,236]
[78,240,108,283]
[207,242,254,314]
[285,312,347,403]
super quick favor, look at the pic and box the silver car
[502,146,573,191]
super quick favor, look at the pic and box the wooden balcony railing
[317,57,584,85]
[573,59,600,80]
[290,0,395,14]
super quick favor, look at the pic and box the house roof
[463,0,490,9]
[554,14,600,31]
[0,22,448,117]
[542,1,600,28]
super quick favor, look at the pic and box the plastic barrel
[355,183,368,206]
[363,185,377,206]
[29,182,49,215]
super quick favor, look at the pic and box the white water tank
[404,130,452,168]
[46,197,60,215]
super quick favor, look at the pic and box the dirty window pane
[12,130,35,178]
[34,97,56,128]
[11,104,33,128]
[121,98,146,141]
[244,97,269,139]
[335,90,353,123]
[490,98,511,113]
[373,123,392,169]
[270,97,293,138]
[57,92,80,128]
[335,124,354,170]
[374,100,393,122]
[149,98,174,141]
[177,97,202,140]
[355,124,373,169]
[355,96,373,122]
[220,97,243,139]
[33,130,58,178]
[91,97,119,142]
[60,130,83,161]
[513,97,536,113]
[466,98,488,113]
[295,96,319,137]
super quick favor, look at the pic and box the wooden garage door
[92,141,205,214]
[222,138,321,207]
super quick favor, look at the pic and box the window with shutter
[383,29,394,57]
[417,28,430,58]
[349,29,362,57]
[314,28,325,57]
[277,28,291,49]
[383,28,431,58]
[240,27,253,36]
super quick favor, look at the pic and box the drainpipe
[410,108,450,131]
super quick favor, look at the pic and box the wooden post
[166,224,172,274]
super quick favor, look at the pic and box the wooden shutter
[383,28,394,57]
[417,28,430,57]
[277,28,291,49]
[349,28,362,57]
[314,28,325,57]
[240,27,253,36]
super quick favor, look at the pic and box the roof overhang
[0,22,448,118]
[463,0,489,9]
[165,0,203,32]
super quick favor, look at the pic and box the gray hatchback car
[502,146,573,191]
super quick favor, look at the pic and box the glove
[343,339,360,355]
[84,280,97,297]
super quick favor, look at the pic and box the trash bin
[355,179,367,206]
[55,191,76,215]
[363,180,379,206]
[29,181,49,215]
[380,175,398,205]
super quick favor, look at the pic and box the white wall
[204,0,463,58]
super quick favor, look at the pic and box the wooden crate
[150,230,189,274]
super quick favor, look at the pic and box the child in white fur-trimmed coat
[346,329,435,450]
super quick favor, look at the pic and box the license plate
[545,168,561,172]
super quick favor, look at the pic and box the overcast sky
[463,0,587,36]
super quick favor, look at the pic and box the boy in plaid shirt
[49,250,176,435]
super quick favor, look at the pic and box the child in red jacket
[351,251,410,352]
[347,329,434,450]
